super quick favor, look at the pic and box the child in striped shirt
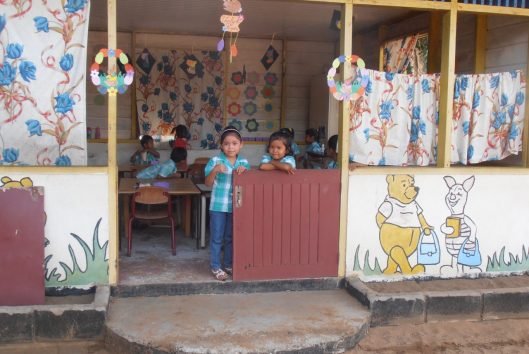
[204,126,250,281]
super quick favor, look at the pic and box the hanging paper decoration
[227,87,241,100]
[228,119,243,131]
[261,85,275,99]
[245,119,259,132]
[136,48,155,74]
[247,71,260,85]
[243,102,257,115]
[90,48,134,96]
[231,71,245,85]
[264,103,273,112]
[327,54,369,101]
[218,0,244,63]
[228,102,241,116]
[261,45,279,70]
[244,86,258,100]
[264,72,278,86]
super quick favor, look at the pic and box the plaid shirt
[260,154,296,168]
[306,141,323,154]
[205,152,250,213]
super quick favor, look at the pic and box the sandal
[224,267,233,276]
[212,268,228,281]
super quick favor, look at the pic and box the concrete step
[345,274,529,327]
[105,289,370,354]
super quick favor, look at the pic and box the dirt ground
[348,318,529,354]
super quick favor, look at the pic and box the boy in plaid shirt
[204,126,250,281]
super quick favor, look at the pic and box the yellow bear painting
[376,175,432,275]
[0,176,33,189]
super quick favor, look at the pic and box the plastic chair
[127,186,176,256]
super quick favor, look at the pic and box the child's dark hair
[140,135,153,148]
[305,128,319,141]
[328,135,338,152]
[170,147,187,163]
[220,125,242,144]
[279,127,295,139]
[268,131,293,156]
[172,124,190,139]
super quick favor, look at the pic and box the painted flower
[244,86,258,100]
[516,92,525,106]
[55,155,72,166]
[197,117,204,125]
[157,62,163,72]
[141,121,151,133]
[141,104,148,113]
[243,102,257,116]
[0,14,6,33]
[379,100,394,121]
[185,84,192,93]
[34,16,49,32]
[6,43,23,59]
[462,121,470,135]
[60,53,74,72]
[264,72,278,86]
[264,103,273,112]
[245,119,259,132]
[366,79,372,95]
[161,102,169,110]
[419,120,426,135]
[231,71,244,85]
[209,96,219,108]
[421,79,430,93]
[2,148,19,163]
[183,102,194,113]
[55,93,75,114]
[64,0,87,14]
[501,93,508,107]
[25,119,42,136]
[170,92,177,101]
[0,62,16,86]
[215,123,222,132]
[19,61,36,82]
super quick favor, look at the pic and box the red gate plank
[233,170,340,281]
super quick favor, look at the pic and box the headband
[221,127,242,139]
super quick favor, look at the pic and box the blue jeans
[209,211,233,270]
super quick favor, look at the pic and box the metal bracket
[235,185,242,208]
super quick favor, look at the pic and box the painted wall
[347,173,529,281]
[1,173,109,288]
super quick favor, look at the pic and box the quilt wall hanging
[349,69,525,166]
[226,38,282,142]
[135,49,224,149]
[0,0,89,166]
[383,34,428,75]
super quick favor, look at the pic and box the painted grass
[45,218,108,286]
[353,245,383,276]
[486,245,529,272]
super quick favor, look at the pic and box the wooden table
[119,178,200,238]
[119,163,189,178]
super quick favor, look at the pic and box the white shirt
[378,196,423,227]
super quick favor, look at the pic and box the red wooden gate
[233,170,340,281]
[0,187,45,305]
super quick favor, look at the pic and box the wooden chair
[127,186,176,256]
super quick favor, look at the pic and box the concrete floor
[0,341,109,354]
[119,227,213,285]
[106,290,370,353]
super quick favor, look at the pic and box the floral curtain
[349,69,525,166]
[0,0,89,166]
[350,70,439,166]
[452,71,525,164]
[383,34,428,75]
[135,49,224,149]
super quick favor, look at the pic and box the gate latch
[235,185,243,208]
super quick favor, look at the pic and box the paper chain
[327,55,368,101]
[90,48,134,96]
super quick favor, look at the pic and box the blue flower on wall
[6,43,23,59]
[141,121,151,133]
[209,96,219,108]
[0,62,16,86]
[154,88,160,96]
[139,75,150,86]
[60,53,74,72]
[170,91,177,101]
[34,16,49,32]
[2,148,19,163]
[215,76,222,86]
[185,84,192,93]
[25,120,42,136]
[64,0,87,14]
[200,139,208,148]
[0,14,6,33]
[201,92,208,101]
[141,103,149,113]
[197,117,204,125]
[55,93,75,114]
[55,155,72,166]
[183,102,193,113]
[19,61,36,82]
[214,123,222,132]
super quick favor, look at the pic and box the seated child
[170,124,190,150]
[130,135,160,165]
[279,128,301,162]
[303,128,324,169]
[136,147,187,179]
[325,134,338,169]
[259,130,296,174]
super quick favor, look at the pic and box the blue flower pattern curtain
[349,69,525,166]
[135,49,224,149]
[0,0,89,165]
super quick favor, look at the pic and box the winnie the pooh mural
[376,174,433,275]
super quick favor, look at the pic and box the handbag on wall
[457,238,482,267]
[417,230,440,265]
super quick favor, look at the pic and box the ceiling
[89,0,415,42]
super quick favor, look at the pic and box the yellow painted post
[107,0,119,285]
[523,26,529,167]
[428,12,442,74]
[437,5,458,168]
[338,2,352,278]
[474,15,487,73]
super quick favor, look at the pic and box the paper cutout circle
[243,102,257,116]
[227,87,241,100]
[91,48,134,96]
[327,54,368,101]
[228,102,241,116]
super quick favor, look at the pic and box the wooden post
[131,31,138,139]
[474,15,487,73]
[437,5,458,168]
[523,25,529,167]
[107,0,119,285]
[378,25,388,71]
[428,12,442,74]
[338,2,352,278]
